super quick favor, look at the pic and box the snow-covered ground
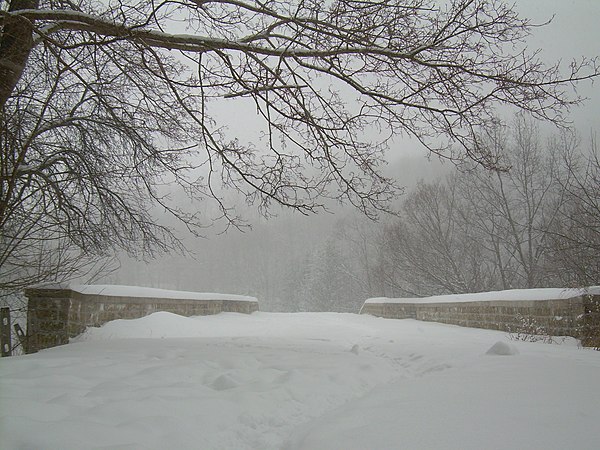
[1,312,599,449]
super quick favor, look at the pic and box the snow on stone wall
[24,284,259,353]
[361,287,600,346]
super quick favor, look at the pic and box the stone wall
[24,285,259,353]
[360,289,600,347]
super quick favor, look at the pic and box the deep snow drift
[1,312,599,449]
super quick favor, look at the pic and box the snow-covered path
[1,312,599,449]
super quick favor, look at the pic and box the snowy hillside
[1,312,599,449]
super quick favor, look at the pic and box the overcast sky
[513,0,600,133]
[214,1,600,168]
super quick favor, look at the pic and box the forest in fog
[105,118,600,313]
[2,0,599,318]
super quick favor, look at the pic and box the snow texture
[1,312,599,449]
[365,286,600,304]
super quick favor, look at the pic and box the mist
[99,154,445,311]
[96,0,600,310]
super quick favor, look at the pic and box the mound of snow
[75,311,209,340]
[486,341,519,356]
[210,374,240,391]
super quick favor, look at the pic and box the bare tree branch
[1,0,598,289]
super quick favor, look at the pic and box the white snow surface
[30,282,258,302]
[1,312,599,449]
[365,286,600,304]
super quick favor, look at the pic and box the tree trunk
[0,0,39,108]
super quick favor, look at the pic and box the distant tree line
[3,0,599,300]
[211,117,600,311]
[376,118,599,297]
[3,117,597,315]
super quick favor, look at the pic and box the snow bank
[365,286,600,304]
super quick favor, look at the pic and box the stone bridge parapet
[24,284,259,353]
[360,287,600,347]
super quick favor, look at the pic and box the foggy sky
[513,0,600,133]
[103,0,600,308]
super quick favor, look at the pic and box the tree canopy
[1,0,598,289]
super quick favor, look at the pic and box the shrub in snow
[507,314,565,345]
[577,295,600,350]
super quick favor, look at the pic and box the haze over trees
[378,120,600,299]
[105,122,600,314]
[1,0,599,308]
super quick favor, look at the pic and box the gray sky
[513,0,600,133]
[215,1,600,167]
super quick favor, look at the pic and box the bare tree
[378,117,581,296]
[1,0,598,287]
[378,179,497,296]
[0,43,181,291]
[547,134,600,285]
[456,117,571,289]
[334,214,384,298]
